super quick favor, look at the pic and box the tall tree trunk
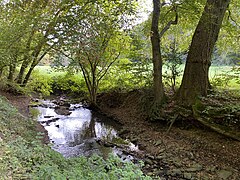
[0,67,3,78]
[15,59,30,84]
[15,28,35,84]
[22,63,36,85]
[151,0,164,104]
[8,59,17,82]
[177,0,230,105]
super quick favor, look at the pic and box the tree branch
[159,6,178,38]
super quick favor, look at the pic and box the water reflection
[35,101,123,158]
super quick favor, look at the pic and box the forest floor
[1,90,240,179]
[98,90,240,180]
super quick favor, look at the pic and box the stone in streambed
[145,158,154,165]
[118,129,130,136]
[217,170,233,180]
[167,169,182,176]
[183,172,192,180]
[154,140,162,146]
[185,163,203,172]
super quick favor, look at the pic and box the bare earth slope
[98,91,240,179]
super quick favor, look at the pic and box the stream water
[34,99,139,160]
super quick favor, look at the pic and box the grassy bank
[0,95,150,179]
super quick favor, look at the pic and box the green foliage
[0,80,27,95]
[211,65,240,89]
[163,41,184,92]
[100,59,152,92]
[195,91,240,130]
[27,70,53,97]
[51,73,87,96]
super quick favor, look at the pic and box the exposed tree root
[193,108,240,142]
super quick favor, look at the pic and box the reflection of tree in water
[66,118,96,146]
[95,122,117,141]
[82,117,96,139]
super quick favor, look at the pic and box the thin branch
[159,6,178,38]
[97,52,120,82]
[227,9,240,27]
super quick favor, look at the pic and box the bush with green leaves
[51,73,87,96]
[100,59,152,92]
[27,70,53,97]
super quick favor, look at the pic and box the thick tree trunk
[177,0,230,105]
[151,0,164,104]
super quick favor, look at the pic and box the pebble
[184,172,192,180]
[145,158,154,165]
[158,149,165,154]
[172,158,182,167]
[146,154,155,159]
[154,140,162,146]
[168,169,182,176]
[191,163,203,171]
[217,170,233,180]
[156,155,166,160]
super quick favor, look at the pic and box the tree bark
[151,0,164,104]
[22,63,35,85]
[0,67,3,78]
[7,61,16,82]
[15,59,30,84]
[177,0,230,105]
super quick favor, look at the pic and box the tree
[58,0,135,106]
[150,0,178,106]
[151,0,165,104]
[177,0,230,105]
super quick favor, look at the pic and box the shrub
[27,70,53,97]
[51,73,87,96]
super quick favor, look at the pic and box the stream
[33,99,139,160]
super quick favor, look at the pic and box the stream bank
[97,90,240,179]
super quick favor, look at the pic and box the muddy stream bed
[32,98,140,161]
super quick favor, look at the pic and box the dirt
[0,90,49,144]
[98,90,240,179]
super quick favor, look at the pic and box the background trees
[0,0,239,106]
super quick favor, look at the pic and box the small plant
[163,41,184,93]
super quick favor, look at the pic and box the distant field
[34,66,65,76]
[35,65,239,89]
[209,66,234,78]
